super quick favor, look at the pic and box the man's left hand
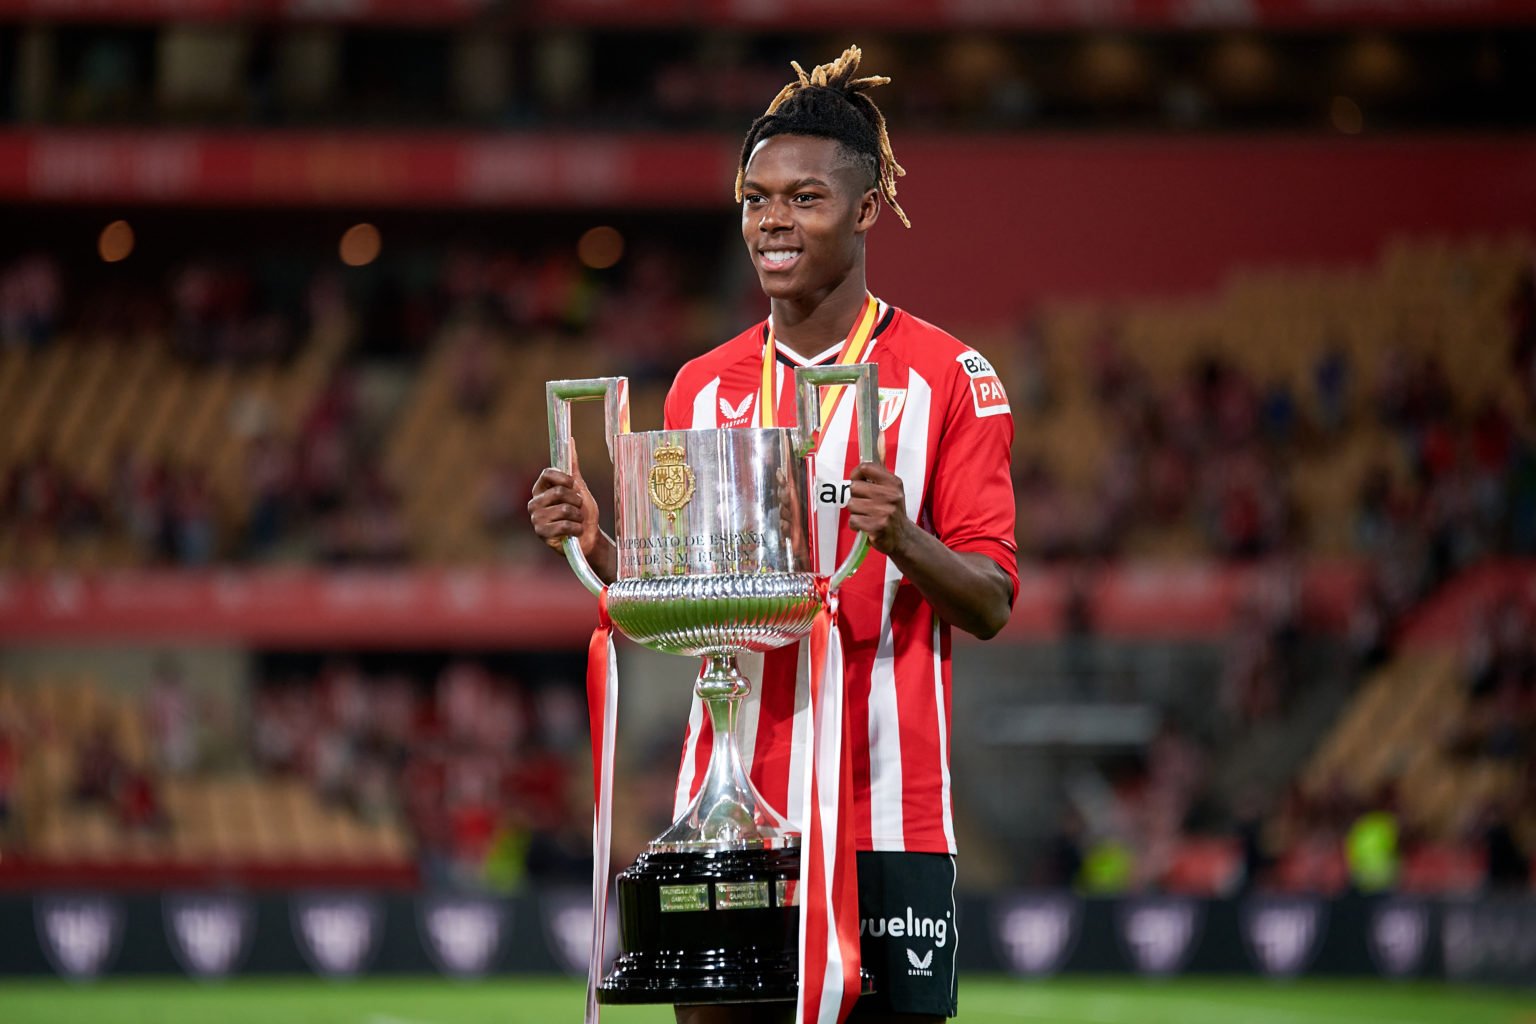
[847,461,911,555]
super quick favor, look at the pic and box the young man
[529,47,1017,1024]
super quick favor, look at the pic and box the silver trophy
[546,364,878,1004]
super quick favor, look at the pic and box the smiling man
[529,46,1018,1024]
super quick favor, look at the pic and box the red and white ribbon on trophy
[584,589,618,1024]
[796,582,862,1024]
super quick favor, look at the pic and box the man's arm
[847,461,1014,640]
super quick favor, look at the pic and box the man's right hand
[527,460,618,584]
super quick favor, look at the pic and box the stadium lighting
[578,226,624,270]
[98,220,134,263]
[1330,95,1365,135]
[340,223,382,267]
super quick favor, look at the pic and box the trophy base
[598,847,800,1005]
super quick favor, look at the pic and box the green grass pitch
[0,976,1532,1024]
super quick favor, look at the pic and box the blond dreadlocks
[734,45,909,228]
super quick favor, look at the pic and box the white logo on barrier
[420,897,506,978]
[292,895,382,978]
[165,894,252,979]
[1441,901,1536,983]
[1117,898,1201,976]
[1242,898,1326,977]
[541,889,618,976]
[1369,901,1429,978]
[995,894,1080,977]
[36,895,123,979]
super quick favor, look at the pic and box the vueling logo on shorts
[862,908,949,977]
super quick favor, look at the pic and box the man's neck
[769,274,870,358]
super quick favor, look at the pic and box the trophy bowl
[547,365,877,1005]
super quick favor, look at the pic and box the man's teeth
[763,251,800,264]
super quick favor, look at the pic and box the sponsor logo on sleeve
[1368,899,1430,978]
[1241,896,1327,977]
[1116,897,1202,976]
[36,894,124,980]
[718,393,754,427]
[993,893,1081,977]
[419,895,508,978]
[540,887,619,976]
[955,351,1010,418]
[164,893,253,979]
[292,893,383,978]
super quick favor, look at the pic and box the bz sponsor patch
[956,351,1010,418]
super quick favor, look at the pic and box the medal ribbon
[760,293,881,430]
[584,589,618,1024]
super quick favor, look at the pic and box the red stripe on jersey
[890,583,947,851]
[747,646,800,817]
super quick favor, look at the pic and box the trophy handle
[794,362,879,593]
[545,376,631,596]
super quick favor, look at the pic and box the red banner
[2,0,1530,25]
[6,131,1535,327]
[0,562,1365,646]
[0,131,735,208]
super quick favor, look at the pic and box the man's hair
[735,45,910,228]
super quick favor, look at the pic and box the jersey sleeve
[927,352,1020,605]
[662,371,689,430]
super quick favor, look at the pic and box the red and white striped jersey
[662,304,1018,854]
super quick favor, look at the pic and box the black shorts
[850,851,958,1019]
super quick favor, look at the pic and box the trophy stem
[647,654,798,852]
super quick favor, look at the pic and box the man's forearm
[885,523,1013,640]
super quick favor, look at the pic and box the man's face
[740,134,879,304]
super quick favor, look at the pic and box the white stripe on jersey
[934,615,957,852]
[672,675,706,821]
[867,370,932,849]
[689,378,721,433]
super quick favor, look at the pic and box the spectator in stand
[244,431,295,559]
[0,719,16,842]
[1313,341,1351,437]
[116,767,169,835]
[146,657,196,775]
[73,718,125,806]
[0,255,62,349]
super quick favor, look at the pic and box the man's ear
[854,188,881,235]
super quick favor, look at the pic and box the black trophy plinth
[598,846,801,1005]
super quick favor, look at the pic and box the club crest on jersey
[956,350,1010,419]
[718,393,754,426]
[877,387,907,431]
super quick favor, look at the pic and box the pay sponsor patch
[956,351,1010,418]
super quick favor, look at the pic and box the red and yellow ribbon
[760,293,881,430]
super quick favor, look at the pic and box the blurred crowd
[252,658,591,890]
